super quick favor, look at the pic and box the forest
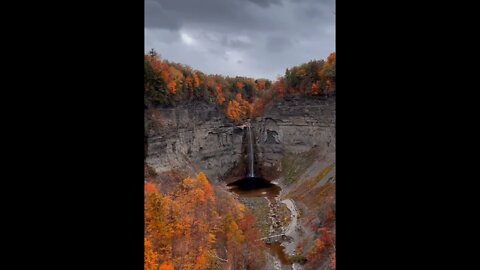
[144,50,336,124]
[145,172,266,270]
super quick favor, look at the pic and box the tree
[256,79,266,91]
[194,252,208,270]
[215,85,225,105]
[145,189,174,260]
[273,77,286,97]
[159,261,174,270]
[197,172,214,202]
[167,81,177,94]
[193,73,201,88]
[236,81,245,91]
[227,100,240,122]
[311,81,320,95]
[145,182,158,194]
[145,238,159,270]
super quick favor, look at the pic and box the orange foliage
[146,50,334,121]
[194,253,207,270]
[315,238,326,252]
[191,188,206,203]
[256,80,266,91]
[227,100,240,122]
[197,172,214,202]
[167,81,177,94]
[145,238,159,270]
[236,81,245,91]
[182,176,195,190]
[327,52,336,64]
[145,171,264,270]
[216,85,225,105]
[144,172,257,270]
[235,93,243,102]
[146,54,168,76]
[193,73,201,88]
[226,93,251,121]
[227,220,245,245]
[160,69,170,84]
[145,190,174,262]
[159,261,174,270]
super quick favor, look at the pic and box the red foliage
[145,182,158,194]
[311,81,320,95]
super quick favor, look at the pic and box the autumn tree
[235,81,245,91]
[145,49,334,123]
[311,81,320,95]
[144,184,174,261]
[216,85,225,105]
[193,73,201,89]
[273,77,286,98]
[255,79,266,91]
[159,261,174,270]
[145,238,159,270]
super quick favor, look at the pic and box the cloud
[221,36,253,49]
[145,0,335,80]
[247,0,282,8]
[266,36,292,52]
[144,0,182,30]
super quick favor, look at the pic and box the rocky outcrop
[145,101,244,182]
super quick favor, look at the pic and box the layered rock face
[145,96,335,183]
[145,101,244,182]
[253,96,336,181]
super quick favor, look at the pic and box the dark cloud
[221,36,252,49]
[247,0,282,8]
[145,0,335,80]
[144,0,181,30]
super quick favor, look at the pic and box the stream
[227,177,294,269]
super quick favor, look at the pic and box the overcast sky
[145,0,335,80]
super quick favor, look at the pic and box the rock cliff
[145,101,244,182]
[145,96,335,183]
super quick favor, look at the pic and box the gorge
[145,96,335,270]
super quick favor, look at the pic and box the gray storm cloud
[145,0,335,80]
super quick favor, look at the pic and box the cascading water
[247,123,255,178]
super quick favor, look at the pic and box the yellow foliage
[197,172,208,185]
[227,220,245,244]
[182,177,196,189]
[145,238,159,270]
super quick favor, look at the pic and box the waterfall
[247,124,255,178]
